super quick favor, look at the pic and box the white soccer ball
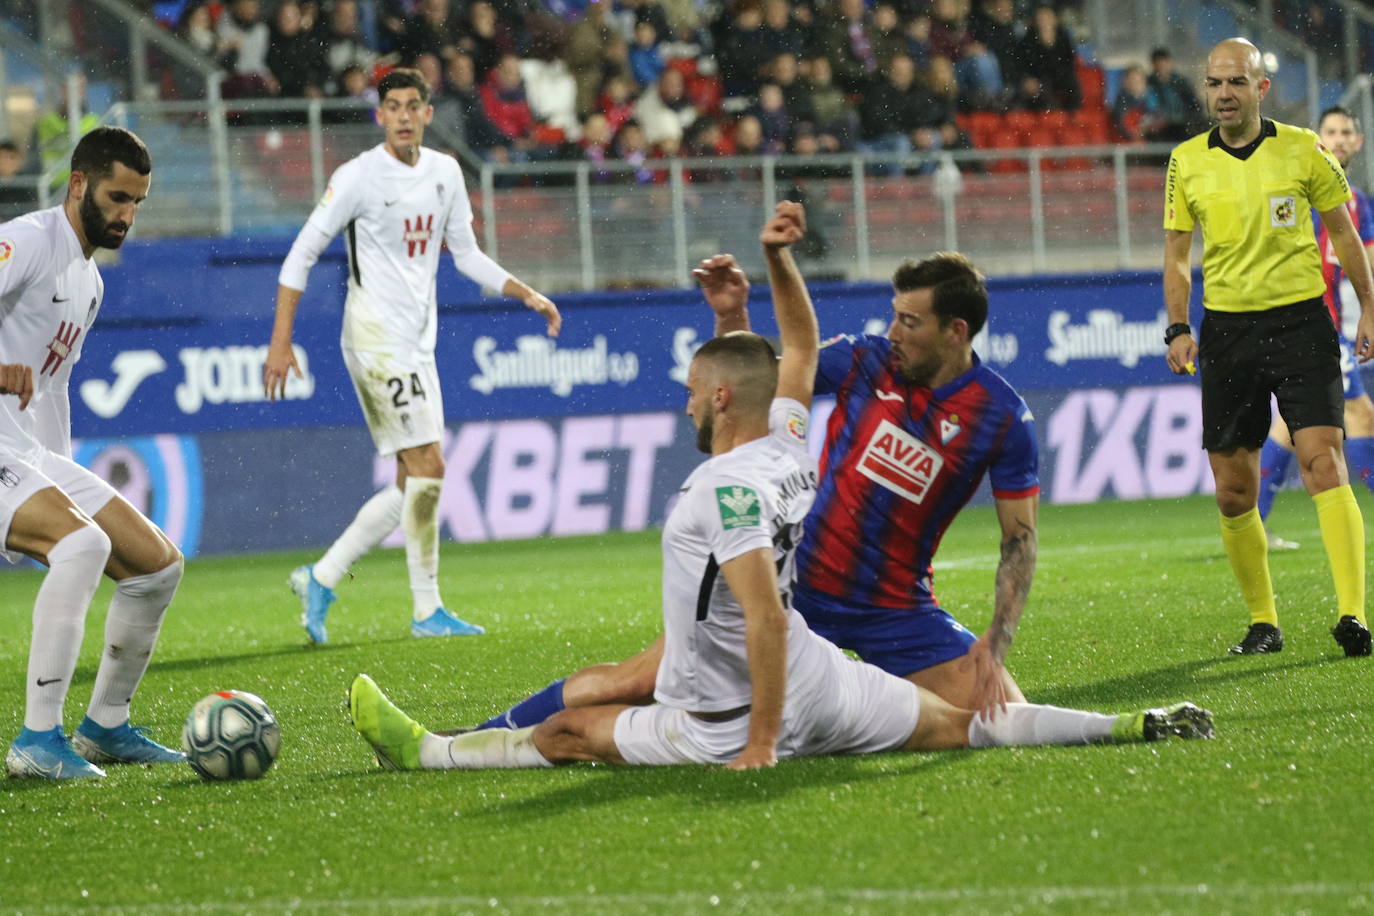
[182,690,281,781]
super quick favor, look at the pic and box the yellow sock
[1219,508,1278,626]
[1314,485,1366,625]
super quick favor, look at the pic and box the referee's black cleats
[1331,615,1372,657]
[1229,623,1283,655]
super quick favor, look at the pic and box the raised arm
[1318,202,1374,361]
[1163,228,1196,374]
[693,253,752,336]
[760,202,819,408]
[718,546,788,770]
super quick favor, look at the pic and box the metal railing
[41,97,1181,291]
[81,0,223,103]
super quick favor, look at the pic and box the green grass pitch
[1,491,1372,914]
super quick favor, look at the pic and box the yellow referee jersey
[1163,118,1351,312]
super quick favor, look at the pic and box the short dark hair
[1319,105,1362,135]
[70,126,152,182]
[892,252,988,337]
[377,67,431,104]
[1151,47,1172,63]
[694,332,779,406]
[0,140,18,154]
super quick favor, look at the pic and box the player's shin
[424,726,553,769]
[475,678,567,730]
[314,484,403,589]
[966,703,1118,748]
[403,477,444,620]
[24,525,111,731]
[86,559,183,728]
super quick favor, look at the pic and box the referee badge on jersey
[1270,196,1297,227]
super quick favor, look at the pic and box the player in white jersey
[1,127,187,780]
[347,203,1216,774]
[263,68,560,644]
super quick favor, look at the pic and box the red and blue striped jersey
[1314,184,1374,326]
[796,334,1039,610]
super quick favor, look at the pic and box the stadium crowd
[89,0,1215,175]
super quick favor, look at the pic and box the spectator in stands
[969,0,1022,80]
[178,2,221,59]
[770,53,815,127]
[268,1,330,98]
[36,75,100,184]
[566,1,620,117]
[801,54,859,149]
[482,54,556,156]
[732,113,767,158]
[926,55,965,126]
[1010,3,1080,110]
[715,1,772,98]
[904,14,932,71]
[459,0,510,80]
[379,0,424,52]
[403,0,462,62]
[927,0,972,62]
[683,115,730,160]
[929,0,1002,111]
[818,0,879,92]
[759,0,808,61]
[599,75,639,134]
[611,119,660,183]
[749,83,792,153]
[858,54,947,167]
[0,139,35,209]
[328,64,380,122]
[322,0,378,95]
[1147,48,1205,142]
[629,21,666,88]
[578,112,616,180]
[634,67,698,153]
[218,0,279,96]
[1112,64,1160,142]
[868,3,908,73]
[433,51,513,159]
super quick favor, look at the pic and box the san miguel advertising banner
[65,245,1216,556]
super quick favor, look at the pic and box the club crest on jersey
[1270,196,1296,227]
[939,414,961,444]
[403,215,434,257]
[41,321,81,377]
[716,486,761,529]
[857,419,944,504]
[0,466,18,487]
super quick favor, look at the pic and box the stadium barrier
[56,239,1212,558]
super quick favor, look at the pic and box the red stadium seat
[1005,111,1037,134]
[1039,110,1069,131]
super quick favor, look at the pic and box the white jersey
[656,398,827,713]
[278,144,512,358]
[0,206,101,461]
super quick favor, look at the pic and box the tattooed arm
[964,495,1038,719]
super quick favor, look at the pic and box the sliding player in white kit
[264,68,560,643]
[348,203,1215,774]
[2,127,187,780]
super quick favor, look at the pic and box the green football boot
[1111,702,1215,743]
[349,674,427,770]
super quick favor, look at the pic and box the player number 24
[387,373,427,407]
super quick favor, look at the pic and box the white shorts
[342,349,445,458]
[614,637,921,766]
[0,448,119,564]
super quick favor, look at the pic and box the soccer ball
[182,690,281,781]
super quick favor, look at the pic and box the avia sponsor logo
[1044,385,1214,504]
[175,345,315,414]
[1044,309,1168,368]
[856,419,944,504]
[469,335,638,397]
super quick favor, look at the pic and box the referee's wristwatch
[1164,322,1193,345]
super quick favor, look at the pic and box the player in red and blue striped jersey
[1258,105,1374,549]
[454,246,1038,731]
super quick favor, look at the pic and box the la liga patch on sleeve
[716,486,761,529]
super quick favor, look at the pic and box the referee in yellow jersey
[1163,38,1374,657]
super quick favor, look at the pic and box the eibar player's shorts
[342,349,445,458]
[1200,297,1343,452]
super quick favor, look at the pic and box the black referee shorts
[1199,297,1344,452]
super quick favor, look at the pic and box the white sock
[86,559,183,728]
[403,477,444,620]
[24,525,112,732]
[966,702,1117,748]
[314,485,403,590]
[419,726,553,769]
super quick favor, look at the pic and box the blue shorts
[1339,332,1366,400]
[793,584,976,678]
